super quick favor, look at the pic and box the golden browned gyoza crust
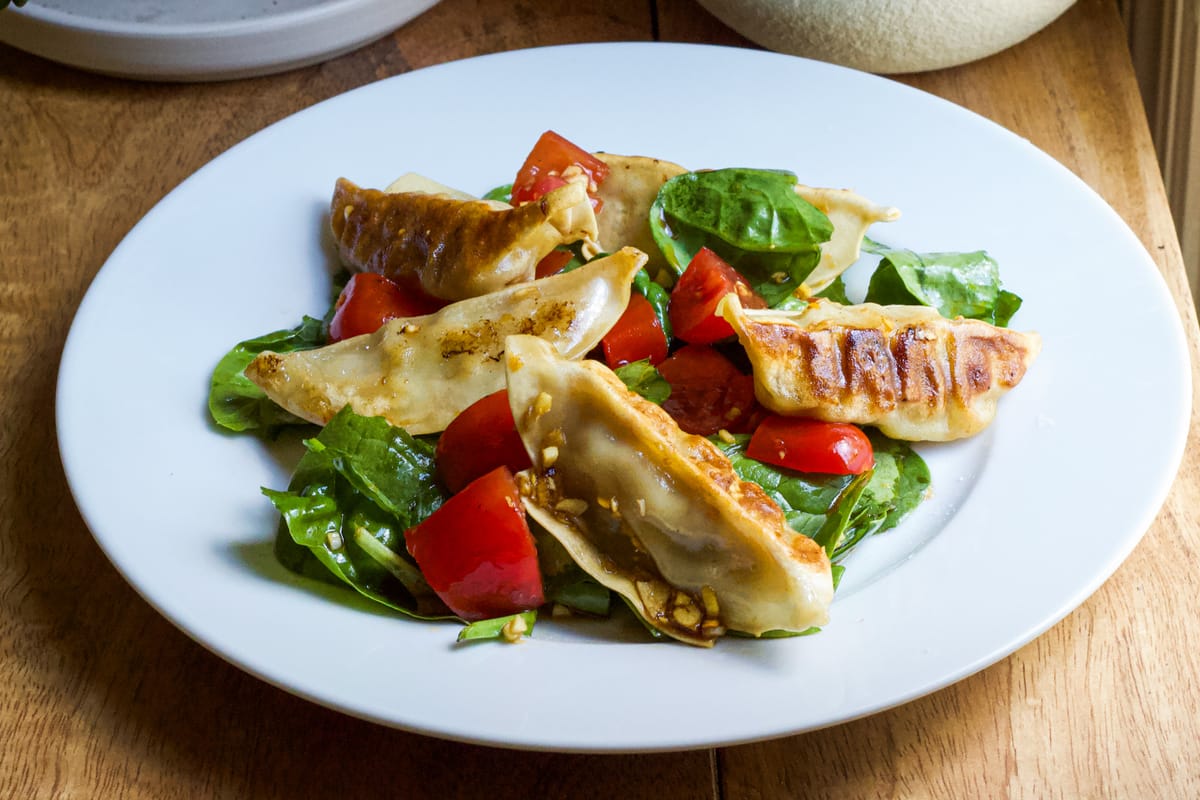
[504,334,833,647]
[720,295,1041,441]
[330,176,599,302]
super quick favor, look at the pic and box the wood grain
[2,0,1198,797]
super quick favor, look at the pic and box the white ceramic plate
[56,43,1190,752]
[0,0,440,81]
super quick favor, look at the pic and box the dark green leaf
[649,168,833,306]
[263,408,452,620]
[864,246,1023,326]
[208,317,326,433]
[304,406,445,528]
[632,268,673,339]
[710,431,929,564]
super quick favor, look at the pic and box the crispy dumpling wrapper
[719,294,1041,441]
[795,184,900,296]
[592,153,688,270]
[244,248,647,435]
[330,176,599,302]
[504,334,833,647]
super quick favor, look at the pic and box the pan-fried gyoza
[331,175,599,302]
[245,248,646,435]
[505,335,833,646]
[719,294,1040,441]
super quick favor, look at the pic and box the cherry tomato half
[668,247,767,345]
[435,389,533,494]
[658,344,758,436]
[327,273,444,343]
[511,130,610,211]
[405,466,544,621]
[601,293,669,368]
[534,248,575,279]
[746,416,874,475]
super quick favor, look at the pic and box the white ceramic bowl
[697,0,1076,73]
[0,0,442,81]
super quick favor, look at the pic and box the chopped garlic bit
[402,323,420,334]
[533,392,553,417]
[554,498,588,517]
[671,593,702,628]
[325,531,344,551]
[717,428,736,444]
[636,498,647,516]
[500,615,528,643]
[541,445,559,467]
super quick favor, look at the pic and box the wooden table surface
[3,0,1199,796]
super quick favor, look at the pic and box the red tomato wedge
[601,293,669,368]
[327,273,444,343]
[658,344,758,436]
[669,247,767,345]
[435,389,532,494]
[534,248,575,279]
[511,130,610,211]
[747,416,874,475]
[405,466,544,621]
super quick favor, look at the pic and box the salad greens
[711,432,930,567]
[862,239,1022,326]
[263,407,451,619]
[208,317,325,433]
[650,168,834,306]
[614,359,671,404]
[211,149,1028,646]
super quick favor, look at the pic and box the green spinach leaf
[649,168,833,306]
[303,407,445,527]
[208,317,326,433]
[263,407,452,619]
[711,431,929,563]
[864,246,1022,326]
[632,267,673,339]
[614,360,671,405]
